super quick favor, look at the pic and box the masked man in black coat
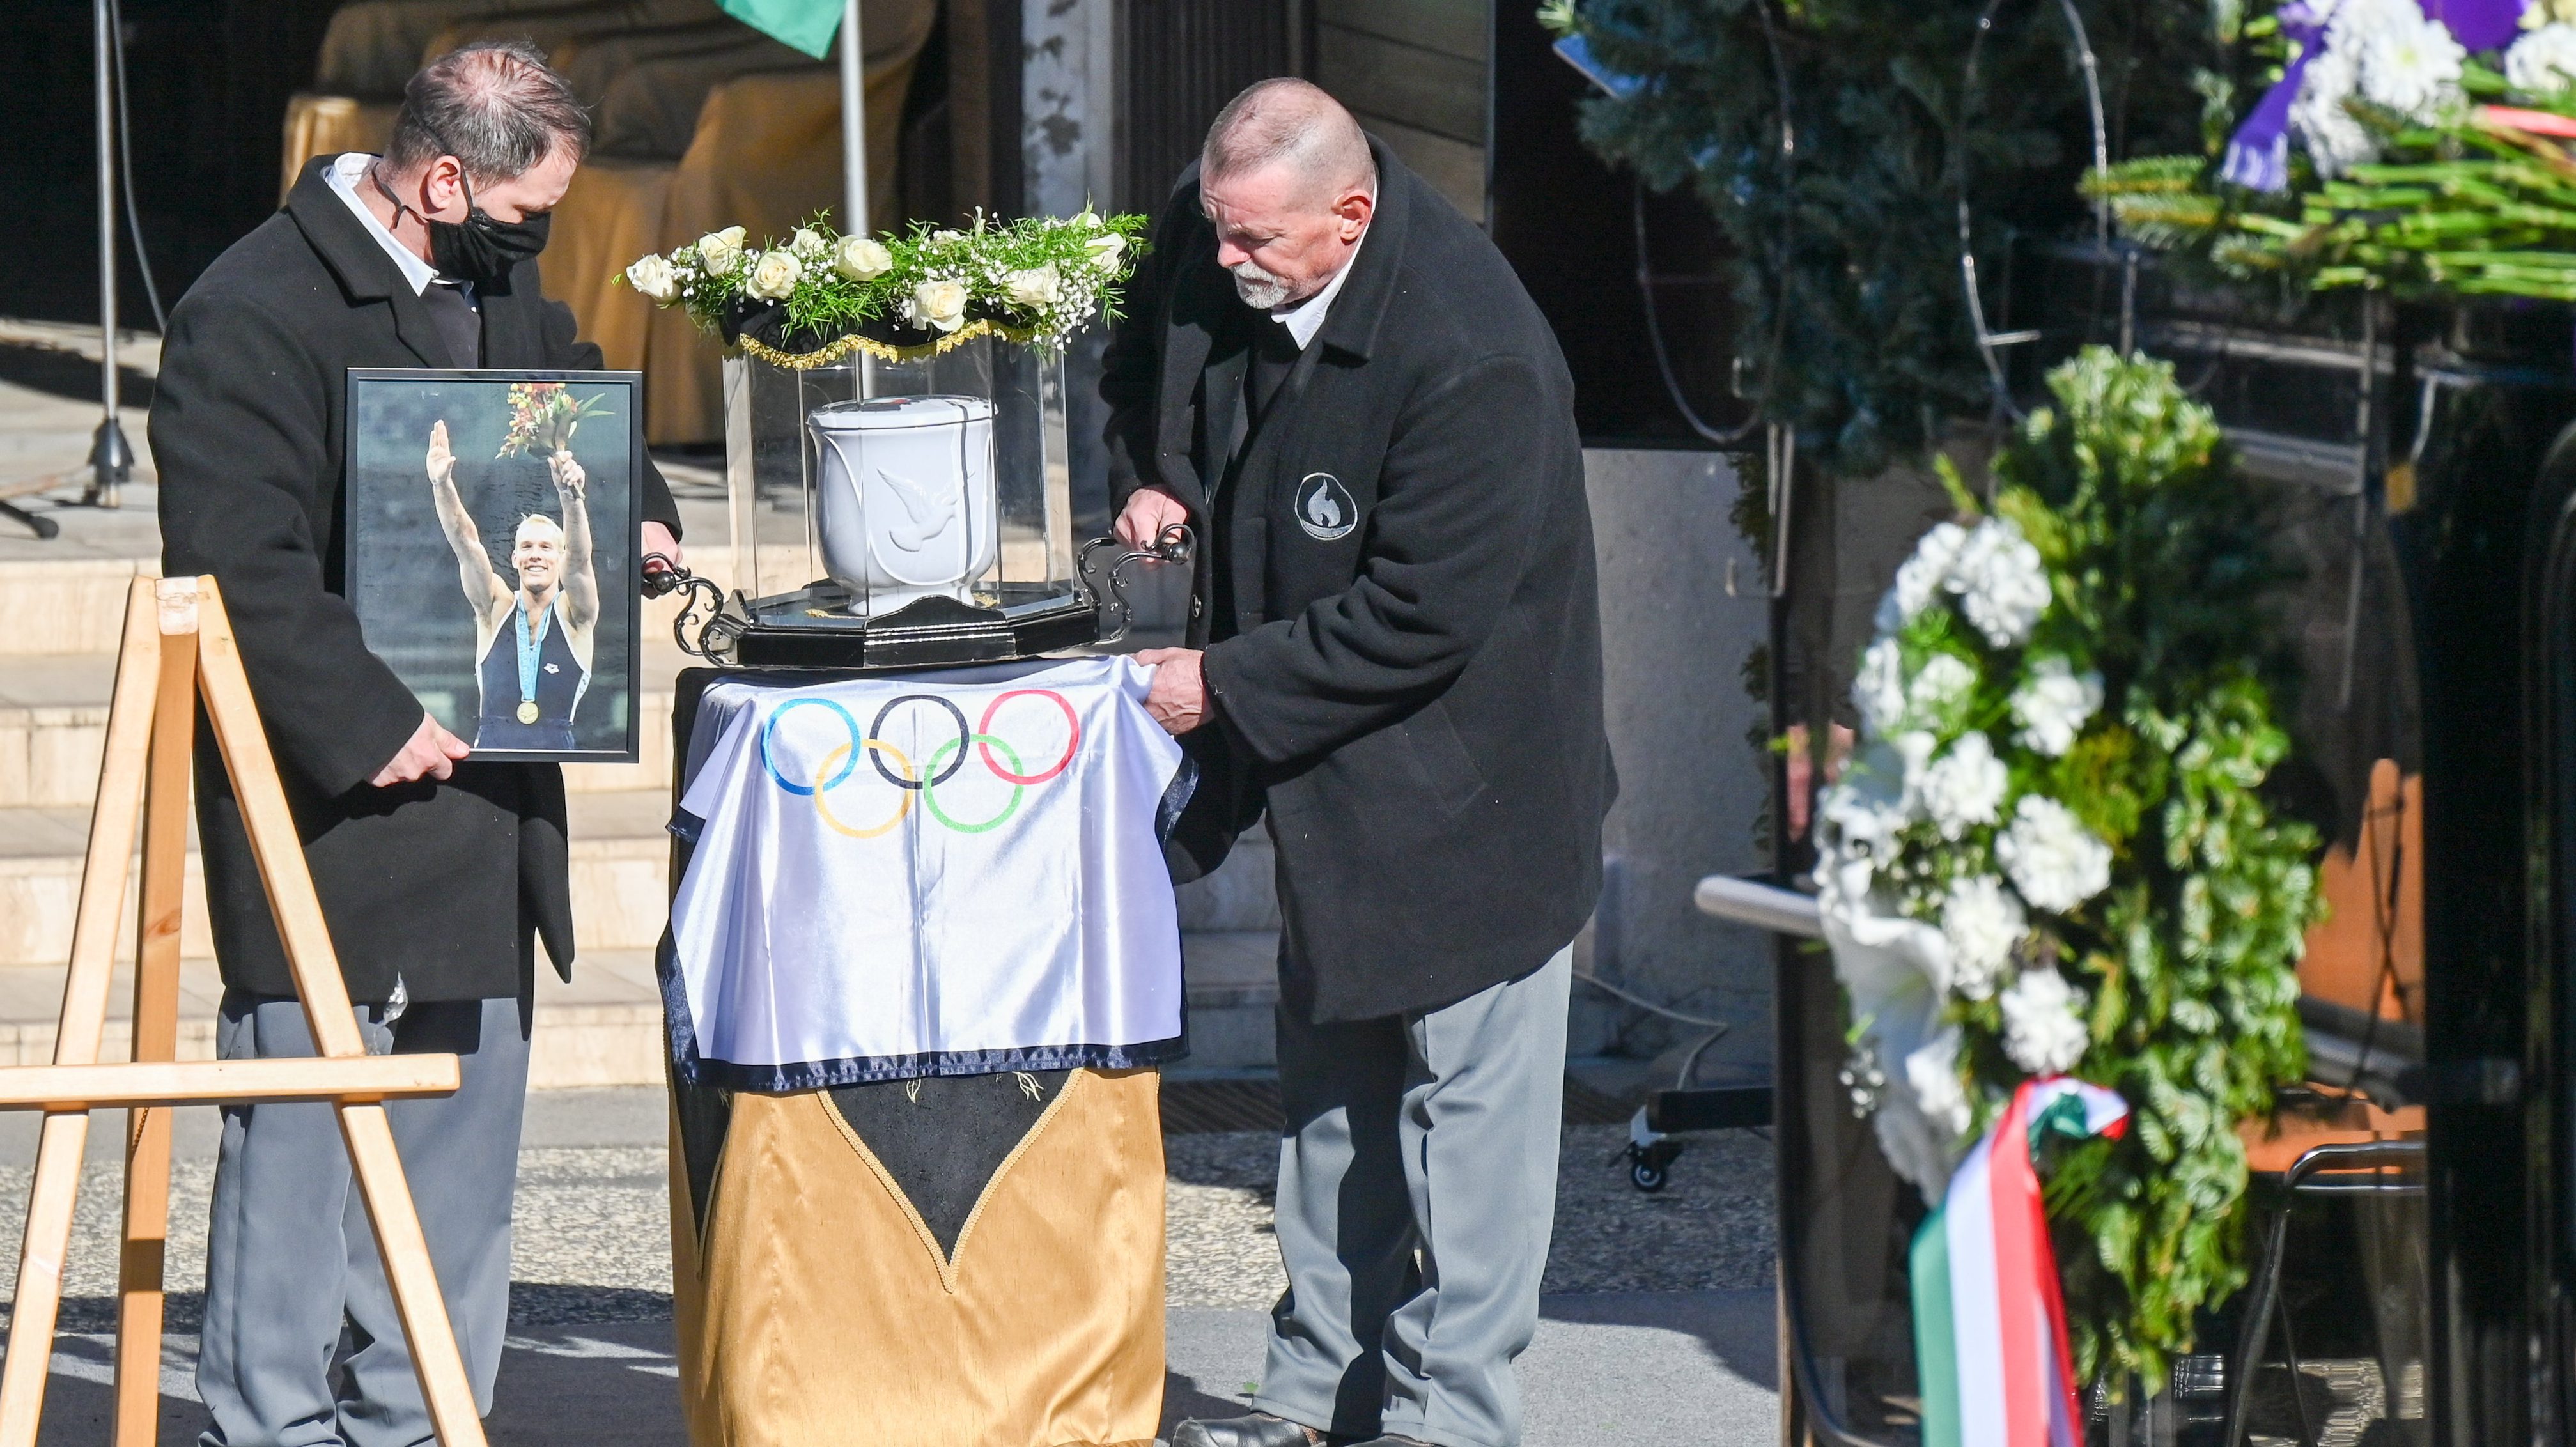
[151,42,678,1445]
[1105,81,1612,1447]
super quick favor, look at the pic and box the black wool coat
[1101,141,1615,1022]
[152,158,680,1003]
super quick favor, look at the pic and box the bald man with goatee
[1101,79,1613,1447]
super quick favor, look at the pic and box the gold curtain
[669,1070,1168,1447]
[283,0,934,445]
[312,0,618,96]
[639,58,918,443]
[278,97,399,206]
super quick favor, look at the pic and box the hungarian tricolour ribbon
[1911,1077,2130,1447]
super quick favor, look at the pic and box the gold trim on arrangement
[735,318,1044,370]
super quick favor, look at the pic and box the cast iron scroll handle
[641,553,744,662]
[1080,523,1195,646]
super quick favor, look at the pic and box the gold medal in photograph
[518,700,541,725]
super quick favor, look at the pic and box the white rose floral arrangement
[1816,348,2324,1386]
[621,209,1149,362]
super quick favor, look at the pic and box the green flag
[720,0,843,60]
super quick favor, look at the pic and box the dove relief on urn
[808,396,1000,614]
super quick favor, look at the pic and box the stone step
[0,789,676,970]
[0,471,734,660]
[0,950,664,1090]
[1174,830,1278,933]
[0,558,156,657]
[0,653,686,808]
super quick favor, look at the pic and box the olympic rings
[810,741,915,838]
[920,734,1026,833]
[869,694,971,791]
[759,687,1085,836]
[761,699,862,796]
[978,690,1082,785]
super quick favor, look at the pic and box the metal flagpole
[83,0,132,510]
[841,0,873,396]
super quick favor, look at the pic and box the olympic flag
[664,658,1189,1090]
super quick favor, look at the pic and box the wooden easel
[0,576,487,1446]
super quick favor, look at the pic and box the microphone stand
[81,0,132,511]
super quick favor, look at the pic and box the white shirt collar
[1269,222,1366,351]
[324,153,441,297]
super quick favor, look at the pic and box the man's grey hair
[386,40,589,185]
[1201,78,1374,203]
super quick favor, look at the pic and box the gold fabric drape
[279,0,933,445]
[417,0,745,75]
[312,0,628,96]
[278,97,399,206]
[669,1070,1167,1447]
[641,59,915,442]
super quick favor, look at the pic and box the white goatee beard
[1229,259,1292,310]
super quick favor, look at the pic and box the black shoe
[1169,1413,1325,1447]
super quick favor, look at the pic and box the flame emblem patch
[1295,472,1357,541]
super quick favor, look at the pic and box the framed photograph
[345,369,644,764]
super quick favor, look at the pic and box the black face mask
[373,163,550,283]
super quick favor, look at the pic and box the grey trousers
[1254,948,1571,1447]
[196,991,531,1447]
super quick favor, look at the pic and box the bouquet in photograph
[497,383,614,459]
[2092,0,2576,299]
[1816,347,2322,1382]
[620,210,1150,361]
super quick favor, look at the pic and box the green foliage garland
[1813,348,2321,1385]
[2005,352,2321,1386]
[1539,0,2214,476]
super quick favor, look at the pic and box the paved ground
[0,1088,1778,1443]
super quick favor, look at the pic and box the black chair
[2222,1138,2426,1447]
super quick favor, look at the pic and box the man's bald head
[1201,79,1375,205]
[1199,79,1377,311]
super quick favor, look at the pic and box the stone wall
[1578,449,1774,1073]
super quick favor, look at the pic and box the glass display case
[709,336,1100,667]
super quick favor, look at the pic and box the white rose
[789,227,827,261]
[931,228,964,244]
[833,235,893,281]
[2010,656,2104,757]
[2293,43,2378,177]
[1814,736,1923,907]
[1996,794,2113,914]
[1004,263,1063,309]
[624,252,680,304]
[695,226,747,277]
[2508,22,2576,95]
[1917,731,2008,840]
[1889,731,1937,816]
[1940,874,2026,1002]
[1085,231,1128,265]
[1875,522,1970,634]
[1906,652,1978,731]
[1903,1028,1974,1141]
[1999,966,2089,1075]
[903,277,970,334]
[744,249,803,302]
[1852,638,1909,737]
[1815,779,1910,906]
[1948,517,2051,648]
[2350,0,2465,123]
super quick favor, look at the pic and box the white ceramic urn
[807,395,998,613]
